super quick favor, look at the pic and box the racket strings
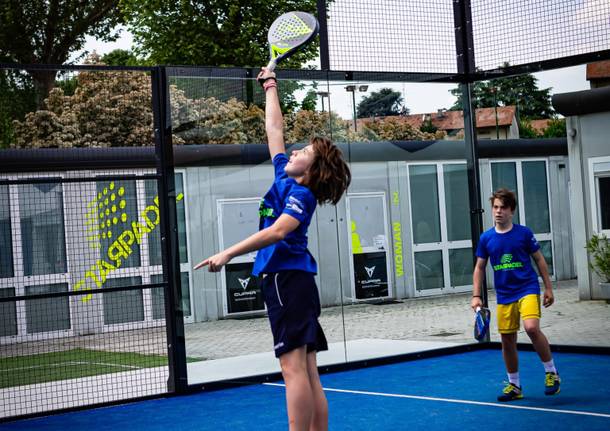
[270,16,314,42]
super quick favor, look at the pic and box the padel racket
[474,306,491,341]
[266,11,319,72]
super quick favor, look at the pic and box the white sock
[508,372,520,388]
[543,359,557,374]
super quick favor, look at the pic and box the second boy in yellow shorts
[472,188,560,401]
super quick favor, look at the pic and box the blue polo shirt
[252,153,317,276]
[476,224,541,304]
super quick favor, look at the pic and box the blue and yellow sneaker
[544,372,561,395]
[497,382,523,402]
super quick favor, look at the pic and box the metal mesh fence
[324,0,457,73]
[471,0,610,71]
[0,66,177,420]
[322,0,610,75]
[0,173,172,419]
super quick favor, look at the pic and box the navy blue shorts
[261,270,328,358]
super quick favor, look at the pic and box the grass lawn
[0,348,173,388]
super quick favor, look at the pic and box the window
[103,276,144,325]
[95,179,141,268]
[18,182,67,276]
[151,272,191,319]
[0,287,17,336]
[490,159,554,276]
[409,162,473,293]
[491,162,520,224]
[25,283,70,333]
[0,185,13,279]
[409,165,441,244]
[589,157,610,235]
[146,173,188,266]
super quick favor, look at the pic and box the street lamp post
[492,85,499,139]
[316,91,329,112]
[345,85,368,132]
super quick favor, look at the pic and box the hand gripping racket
[473,306,491,341]
[266,11,319,72]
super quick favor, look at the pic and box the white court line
[263,383,610,419]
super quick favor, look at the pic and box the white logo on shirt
[286,196,304,214]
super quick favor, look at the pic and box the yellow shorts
[496,294,541,334]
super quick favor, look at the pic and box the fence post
[454,0,489,335]
[151,66,189,390]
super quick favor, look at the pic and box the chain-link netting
[0,66,178,420]
[471,0,610,71]
[324,0,457,73]
[322,0,610,74]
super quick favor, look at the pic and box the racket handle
[266,59,277,72]
[475,306,481,313]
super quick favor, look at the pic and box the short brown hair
[306,137,351,205]
[490,188,517,211]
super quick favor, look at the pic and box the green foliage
[0,1,124,106]
[11,56,268,148]
[0,70,36,148]
[120,0,319,68]
[55,74,78,97]
[542,118,566,138]
[101,49,146,66]
[450,64,554,119]
[300,89,318,111]
[585,234,610,282]
[356,88,408,118]
[519,120,540,138]
[359,118,438,141]
[420,117,437,134]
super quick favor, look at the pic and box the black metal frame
[2,0,610,420]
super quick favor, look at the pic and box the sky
[75,27,591,120]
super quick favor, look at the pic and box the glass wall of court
[2,0,610,421]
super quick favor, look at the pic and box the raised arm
[258,67,285,160]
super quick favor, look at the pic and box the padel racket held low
[266,11,319,72]
[474,306,491,341]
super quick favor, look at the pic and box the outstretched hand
[193,251,231,272]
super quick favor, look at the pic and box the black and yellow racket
[266,11,319,72]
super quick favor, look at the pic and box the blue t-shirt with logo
[252,153,317,276]
[475,224,541,304]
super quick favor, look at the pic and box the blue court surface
[2,349,609,430]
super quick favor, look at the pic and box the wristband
[472,295,481,298]
[258,76,276,88]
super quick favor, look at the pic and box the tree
[120,0,319,69]
[0,1,123,107]
[300,89,318,111]
[11,54,268,148]
[542,118,566,138]
[449,65,554,120]
[0,70,37,148]
[101,49,145,67]
[356,88,408,118]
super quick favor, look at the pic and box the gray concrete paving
[184,278,610,361]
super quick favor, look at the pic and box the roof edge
[552,86,610,117]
